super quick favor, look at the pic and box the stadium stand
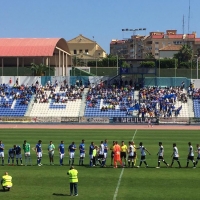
[0,84,33,116]
[84,85,138,117]
[29,84,83,117]
[138,86,189,118]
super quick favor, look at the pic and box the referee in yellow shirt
[120,141,128,166]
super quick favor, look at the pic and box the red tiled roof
[151,35,163,39]
[168,34,183,39]
[0,38,63,57]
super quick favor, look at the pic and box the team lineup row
[0,140,200,168]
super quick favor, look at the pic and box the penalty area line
[113,129,138,200]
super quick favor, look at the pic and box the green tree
[145,53,155,59]
[30,63,54,76]
[174,44,193,64]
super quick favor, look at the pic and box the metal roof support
[62,51,65,76]
[58,50,61,76]
[66,53,68,76]
[56,47,71,56]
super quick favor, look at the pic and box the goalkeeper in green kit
[23,140,32,166]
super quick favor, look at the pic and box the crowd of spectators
[34,80,84,104]
[0,83,33,107]
[86,82,137,115]
[138,86,187,118]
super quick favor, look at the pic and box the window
[155,42,159,44]
[74,50,77,54]
[79,49,83,53]
[85,49,88,53]
[155,48,159,50]
[155,53,159,56]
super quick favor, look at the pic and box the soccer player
[170,143,181,168]
[98,141,105,167]
[186,142,196,168]
[68,142,76,166]
[110,141,115,166]
[0,141,5,166]
[120,141,128,166]
[133,141,137,166]
[48,141,55,165]
[23,140,31,166]
[79,140,85,166]
[136,142,151,168]
[128,141,135,168]
[89,142,95,167]
[35,140,42,166]
[195,144,200,166]
[58,141,65,166]
[8,148,15,166]
[13,145,23,165]
[156,142,169,168]
[103,139,108,165]
[113,141,123,168]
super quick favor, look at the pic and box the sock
[37,158,40,164]
[2,159,4,165]
[90,159,93,166]
[16,159,18,165]
[60,159,62,165]
[177,161,181,167]
[193,161,196,167]
[131,161,134,167]
[139,161,142,166]
[39,158,41,164]
[196,160,198,165]
[171,161,174,166]
[12,159,14,164]
[8,158,10,164]
[163,160,168,165]
[20,158,22,164]
[158,161,160,167]
[69,159,71,165]
[101,160,105,166]
[144,161,148,166]
[81,158,84,165]
[79,159,81,165]
[128,160,130,167]
[186,161,189,167]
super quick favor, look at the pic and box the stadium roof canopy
[0,38,70,57]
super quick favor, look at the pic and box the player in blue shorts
[13,145,23,165]
[79,140,85,166]
[58,141,65,166]
[89,142,95,167]
[68,142,76,166]
[35,140,43,166]
[0,141,5,166]
[8,148,15,166]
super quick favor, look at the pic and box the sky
[0,0,199,53]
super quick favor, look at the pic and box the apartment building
[110,30,200,59]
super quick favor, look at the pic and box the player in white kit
[156,142,169,168]
[195,144,200,166]
[170,143,181,168]
[186,142,196,168]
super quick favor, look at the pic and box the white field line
[113,130,137,200]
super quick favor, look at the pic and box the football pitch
[0,128,199,200]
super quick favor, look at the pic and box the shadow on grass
[0,189,10,192]
[52,193,71,196]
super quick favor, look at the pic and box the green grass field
[0,129,199,200]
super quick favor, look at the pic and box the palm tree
[174,44,193,62]
[30,63,54,76]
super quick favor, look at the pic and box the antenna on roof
[182,15,185,35]
[188,0,191,34]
